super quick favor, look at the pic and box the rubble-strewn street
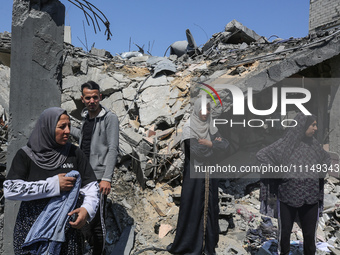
[2,5,340,253]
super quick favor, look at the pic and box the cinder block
[224,245,247,255]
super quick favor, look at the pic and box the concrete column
[4,0,65,253]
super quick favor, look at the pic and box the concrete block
[64,26,71,44]
[225,19,262,43]
[99,77,124,95]
[224,244,247,255]
[141,74,170,91]
[130,56,149,63]
[112,73,131,83]
[121,127,143,147]
[90,47,111,58]
[118,138,133,162]
[122,86,137,101]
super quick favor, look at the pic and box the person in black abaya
[168,99,229,255]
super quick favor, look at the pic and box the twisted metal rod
[66,0,112,40]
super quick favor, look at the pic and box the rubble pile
[1,19,340,254]
[0,32,11,67]
[0,32,11,51]
[61,42,191,189]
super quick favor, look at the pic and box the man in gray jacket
[71,80,119,254]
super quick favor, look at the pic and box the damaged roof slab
[207,30,340,95]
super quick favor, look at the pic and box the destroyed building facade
[309,0,340,32]
[1,0,340,254]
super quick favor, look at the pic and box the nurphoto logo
[198,82,223,115]
[199,83,311,128]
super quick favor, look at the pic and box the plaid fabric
[257,112,331,209]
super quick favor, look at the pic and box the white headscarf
[182,98,218,141]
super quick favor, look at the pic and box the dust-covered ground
[104,166,268,255]
[102,164,340,255]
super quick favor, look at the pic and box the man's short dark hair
[81,81,101,95]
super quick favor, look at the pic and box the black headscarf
[304,114,317,131]
[280,112,318,164]
[22,107,71,170]
[256,112,323,166]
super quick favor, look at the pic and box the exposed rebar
[66,0,112,40]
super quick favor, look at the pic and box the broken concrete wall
[309,0,340,33]
[1,14,340,252]
[2,18,340,188]
[4,0,65,254]
[59,23,340,185]
[0,65,10,113]
[59,47,190,187]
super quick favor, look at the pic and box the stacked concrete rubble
[61,43,191,190]
[0,32,11,67]
[2,20,340,190]
[2,18,340,253]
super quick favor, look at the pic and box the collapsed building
[1,0,340,254]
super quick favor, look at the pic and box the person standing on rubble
[256,112,331,255]
[167,98,229,255]
[71,81,119,255]
[4,107,100,254]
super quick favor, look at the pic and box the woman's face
[199,103,211,122]
[55,114,71,145]
[305,120,317,137]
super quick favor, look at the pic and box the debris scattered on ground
[2,17,340,254]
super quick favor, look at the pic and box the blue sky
[1,1,310,57]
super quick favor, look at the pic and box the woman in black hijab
[256,112,331,255]
[168,99,229,255]
[4,107,99,254]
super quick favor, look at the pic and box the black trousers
[82,193,107,255]
[278,201,319,255]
